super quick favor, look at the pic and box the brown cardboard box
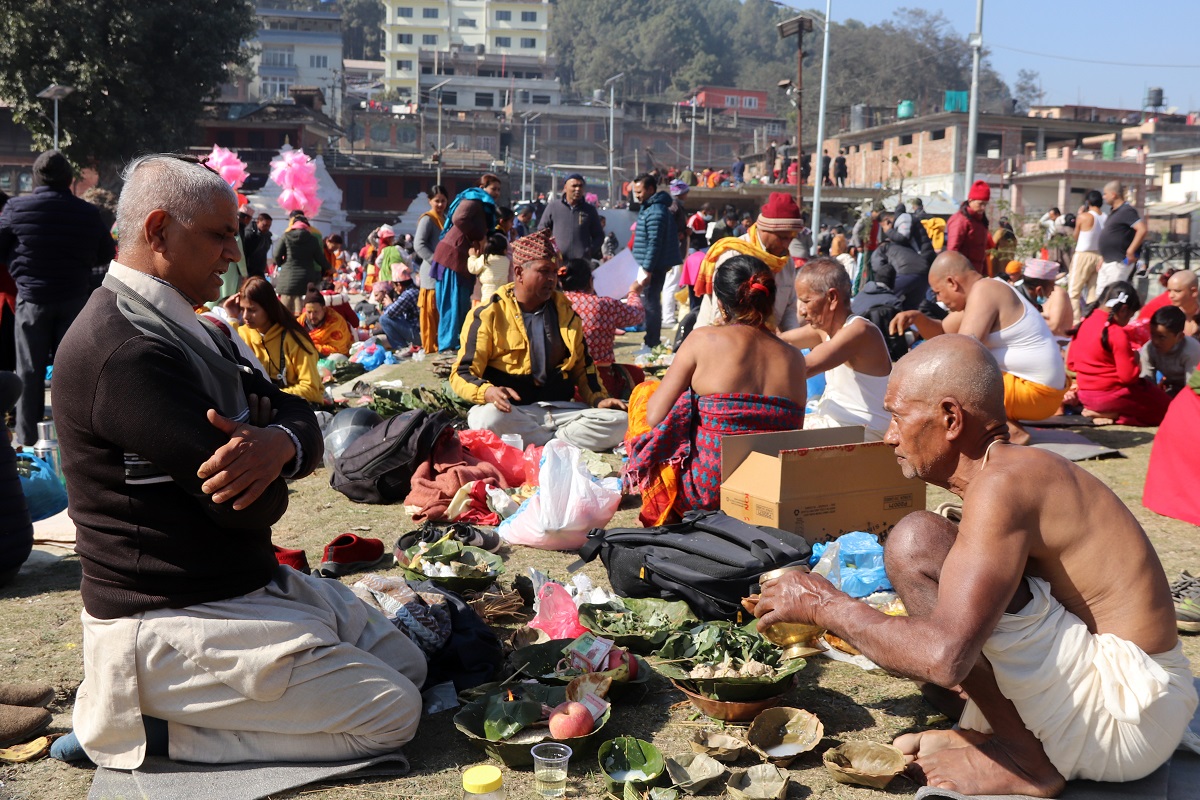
[719,427,925,543]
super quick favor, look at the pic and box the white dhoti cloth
[74,566,428,769]
[959,576,1198,782]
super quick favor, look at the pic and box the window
[458,17,476,27]
[1170,164,1183,184]
[370,177,388,197]
[521,10,537,21]
[262,48,293,67]
[899,133,913,146]
[520,37,536,48]
[477,135,496,152]
[248,130,265,148]
[397,33,413,45]
[871,140,883,151]
[261,78,294,98]
[397,6,412,18]
[475,91,494,108]
[725,96,738,107]
[309,55,328,69]
[531,94,551,105]
[496,10,511,21]
[396,87,412,99]
[742,96,758,109]
[421,65,433,74]
[422,7,438,18]
[396,59,413,71]
[494,36,511,47]
[440,90,457,105]
[558,123,578,139]
[930,128,946,140]
[559,149,578,164]
[422,34,438,45]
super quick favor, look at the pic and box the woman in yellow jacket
[237,276,325,404]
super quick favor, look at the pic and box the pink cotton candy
[269,149,322,218]
[206,145,248,191]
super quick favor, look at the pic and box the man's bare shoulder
[962,445,1085,517]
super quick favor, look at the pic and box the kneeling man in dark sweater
[52,155,427,768]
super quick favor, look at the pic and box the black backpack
[571,510,812,621]
[330,409,455,504]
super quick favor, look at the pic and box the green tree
[0,0,257,185]
[1013,69,1046,113]
[342,0,385,61]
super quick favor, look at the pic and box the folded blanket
[959,576,1198,782]
[404,433,510,522]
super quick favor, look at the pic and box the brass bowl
[757,566,823,659]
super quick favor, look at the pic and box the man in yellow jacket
[450,229,628,451]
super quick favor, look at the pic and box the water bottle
[33,420,62,481]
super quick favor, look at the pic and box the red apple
[549,701,594,739]
[603,647,638,681]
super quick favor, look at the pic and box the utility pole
[521,111,541,200]
[776,16,813,209]
[811,0,833,231]
[430,78,451,185]
[689,96,697,172]
[605,73,624,206]
[964,0,985,194]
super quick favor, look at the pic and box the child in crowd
[1140,305,1200,397]
[467,233,511,304]
[1067,281,1170,426]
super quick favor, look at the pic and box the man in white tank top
[890,252,1066,444]
[1069,191,1107,325]
[782,258,892,440]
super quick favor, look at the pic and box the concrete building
[234,6,344,121]
[380,0,554,108]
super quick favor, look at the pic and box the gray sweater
[414,213,442,290]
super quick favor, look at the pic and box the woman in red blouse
[560,258,646,400]
[1067,281,1170,426]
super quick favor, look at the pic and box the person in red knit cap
[1067,281,1170,426]
[947,180,993,275]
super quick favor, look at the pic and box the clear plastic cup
[531,742,571,799]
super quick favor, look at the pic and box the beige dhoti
[74,566,428,769]
[959,577,1198,782]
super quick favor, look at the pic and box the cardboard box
[719,427,925,544]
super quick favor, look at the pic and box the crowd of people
[0,149,1196,798]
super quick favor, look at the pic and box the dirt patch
[2,339,1196,799]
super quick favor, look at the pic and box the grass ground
[1,332,1196,800]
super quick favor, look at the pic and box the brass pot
[757,566,823,660]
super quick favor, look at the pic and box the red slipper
[273,545,311,573]
[318,533,385,577]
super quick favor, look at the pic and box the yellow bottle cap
[463,764,503,794]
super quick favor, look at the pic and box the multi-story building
[237,6,344,121]
[380,0,554,109]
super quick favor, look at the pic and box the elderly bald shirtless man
[890,251,1066,445]
[754,335,1196,797]
[1166,269,1199,338]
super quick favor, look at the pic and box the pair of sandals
[394,520,500,560]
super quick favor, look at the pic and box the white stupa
[248,145,350,238]
[391,192,430,238]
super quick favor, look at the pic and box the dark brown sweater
[53,287,323,619]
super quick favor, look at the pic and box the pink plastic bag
[529,582,588,639]
[459,429,525,487]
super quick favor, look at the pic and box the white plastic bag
[498,440,622,550]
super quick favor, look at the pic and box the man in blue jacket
[631,173,680,349]
[0,150,115,446]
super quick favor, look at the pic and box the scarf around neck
[693,224,788,297]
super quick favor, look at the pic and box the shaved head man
[1166,269,1199,338]
[1097,180,1147,293]
[754,335,1195,797]
[890,251,1066,444]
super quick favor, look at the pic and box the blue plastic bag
[351,343,387,371]
[15,453,67,522]
[809,531,891,598]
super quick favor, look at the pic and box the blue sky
[780,1,1200,112]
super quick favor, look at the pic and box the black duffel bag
[330,409,455,504]
[571,510,811,621]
